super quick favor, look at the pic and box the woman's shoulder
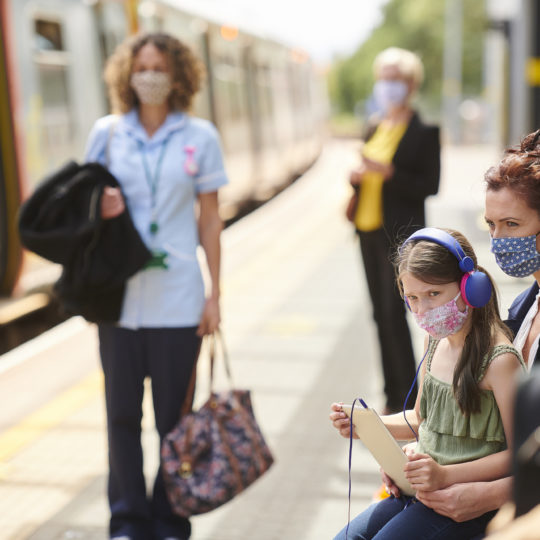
[409,111,439,136]
[90,113,121,134]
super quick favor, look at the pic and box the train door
[0,3,22,294]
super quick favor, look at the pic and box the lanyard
[137,138,170,234]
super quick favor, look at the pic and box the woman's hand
[101,186,125,219]
[196,296,220,337]
[416,482,491,522]
[329,402,358,439]
[362,157,395,179]
[349,166,366,186]
[405,452,448,492]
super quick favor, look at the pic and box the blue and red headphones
[401,227,492,308]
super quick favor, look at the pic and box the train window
[34,19,63,51]
[31,17,73,187]
[94,2,129,60]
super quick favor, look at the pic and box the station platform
[0,138,528,540]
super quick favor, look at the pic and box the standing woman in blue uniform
[348,48,440,414]
[85,32,228,540]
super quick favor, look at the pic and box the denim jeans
[334,496,494,540]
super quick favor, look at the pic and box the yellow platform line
[0,369,103,464]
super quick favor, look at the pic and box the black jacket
[361,111,440,240]
[18,161,151,322]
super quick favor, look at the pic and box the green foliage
[328,0,486,116]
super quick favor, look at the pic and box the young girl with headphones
[330,227,525,540]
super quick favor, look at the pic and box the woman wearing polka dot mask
[391,130,540,535]
[484,129,540,371]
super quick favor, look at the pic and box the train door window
[35,19,63,51]
[31,17,73,187]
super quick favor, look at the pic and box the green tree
[329,0,486,119]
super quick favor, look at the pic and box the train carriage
[0,0,327,302]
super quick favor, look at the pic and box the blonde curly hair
[104,32,205,113]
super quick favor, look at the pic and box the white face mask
[373,80,409,111]
[131,71,172,106]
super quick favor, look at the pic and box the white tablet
[341,403,415,496]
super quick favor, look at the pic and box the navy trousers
[98,325,201,540]
[358,229,418,411]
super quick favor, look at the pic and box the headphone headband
[403,228,475,273]
[401,227,492,308]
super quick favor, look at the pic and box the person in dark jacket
[348,47,440,414]
[414,130,540,536]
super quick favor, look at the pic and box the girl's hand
[404,452,447,492]
[101,186,125,219]
[197,297,220,336]
[329,403,358,439]
[402,442,417,457]
[381,468,400,498]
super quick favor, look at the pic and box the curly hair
[485,129,540,216]
[104,32,205,114]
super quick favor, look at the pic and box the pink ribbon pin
[184,145,198,175]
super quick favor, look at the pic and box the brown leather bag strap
[179,338,202,418]
[180,330,233,417]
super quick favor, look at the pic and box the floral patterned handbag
[161,331,274,517]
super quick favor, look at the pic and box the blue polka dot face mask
[490,233,540,277]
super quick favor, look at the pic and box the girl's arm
[405,350,523,491]
[197,190,223,336]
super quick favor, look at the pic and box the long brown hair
[395,229,512,415]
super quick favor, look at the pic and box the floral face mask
[412,292,469,340]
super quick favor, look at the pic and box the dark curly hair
[104,32,205,113]
[485,129,540,216]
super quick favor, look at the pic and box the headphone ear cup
[460,271,493,308]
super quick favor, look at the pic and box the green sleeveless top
[416,339,525,465]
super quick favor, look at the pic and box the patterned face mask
[491,233,540,277]
[412,292,469,340]
[131,71,172,106]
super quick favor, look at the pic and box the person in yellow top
[347,47,440,414]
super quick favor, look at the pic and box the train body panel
[0,0,328,298]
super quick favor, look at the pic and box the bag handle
[179,329,233,417]
[209,329,234,393]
